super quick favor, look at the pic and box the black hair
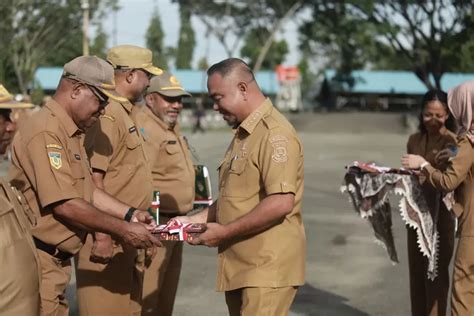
[418,89,456,133]
[207,58,255,81]
[0,109,11,122]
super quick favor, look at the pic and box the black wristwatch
[124,207,137,222]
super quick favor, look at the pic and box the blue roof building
[33,67,280,95]
[321,70,474,110]
[324,69,474,94]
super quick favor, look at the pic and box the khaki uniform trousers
[75,234,144,316]
[407,211,455,316]
[142,215,183,316]
[37,250,72,316]
[225,286,298,316]
[452,236,474,316]
[0,181,40,316]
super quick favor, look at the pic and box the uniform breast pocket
[222,158,248,198]
[126,133,140,150]
[165,143,180,155]
[70,161,85,181]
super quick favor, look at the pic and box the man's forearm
[53,198,127,238]
[93,188,130,219]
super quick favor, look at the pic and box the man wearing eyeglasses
[7,56,161,316]
[133,71,195,316]
[76,45,163,315]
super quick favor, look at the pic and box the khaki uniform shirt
[133,106,195,214]
[84,100,152,209]
[425,135,474,236]
[216,98,306,291]
[8,100,93,254]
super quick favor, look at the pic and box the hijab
[448,81,474,143]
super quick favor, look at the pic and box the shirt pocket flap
[229,159,247,175]
[165,143,180,155]
[126,133,140,150]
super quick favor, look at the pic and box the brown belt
[33,237,73,261]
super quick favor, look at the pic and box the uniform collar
[142,105,180,133]
[119,99,134,113]
[238,98,273,135]
[45,99,80,137]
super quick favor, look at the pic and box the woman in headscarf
[405,89,457,316]
[402,81,474,316]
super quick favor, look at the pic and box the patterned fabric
[341,162,439,279]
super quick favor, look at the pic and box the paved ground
[4,112,441,315]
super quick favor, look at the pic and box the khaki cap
[146,71,191,97]
[63,55,127,103]
[107,45,163,76]
[0,84,34,109]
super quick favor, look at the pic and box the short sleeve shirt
[8,100,94,254]
[133,106,195,214]
[215,98,306,291]
[84,100,152,209]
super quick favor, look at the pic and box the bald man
[178,58,306,315]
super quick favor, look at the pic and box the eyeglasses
[86,85,109,108]
[137,69,153,80]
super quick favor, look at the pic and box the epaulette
[262,115,279,130]
[101,114,115,122]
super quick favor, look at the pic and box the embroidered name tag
[74,154,81,160]
[129,126,136,133]
[167,140,177,144]
[46,144,63,150]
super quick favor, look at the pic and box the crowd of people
[1,41,474,316]
[0,46,306,316]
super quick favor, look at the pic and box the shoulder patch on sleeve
[48,152,62,169]
[101,114,115,122]
[269,134,289,163]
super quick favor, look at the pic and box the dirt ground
[4,112,439,315]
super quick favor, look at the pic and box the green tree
[0,0,115,94]
[145,8,168,69]
[175,5,195,69]
[240,28,288,70]
[90,25,108,59]
[197,57,209,70]
[177,0,304,71]
[300,0,474,89]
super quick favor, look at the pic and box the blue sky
[97,0,301,69]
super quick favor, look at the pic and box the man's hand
[90,234,114,264]
[401,154,427,169]
[120,222,163,249]
[188,222,228,247]
[132,210,157,231]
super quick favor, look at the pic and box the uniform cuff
[265,182,296,195]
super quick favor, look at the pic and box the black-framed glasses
[137,69,153,80]
[86,85,109,108]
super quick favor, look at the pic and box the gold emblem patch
[46,144,63,150]
[169,76,180,85]
[269,135,288,163]
[48,152,62,170]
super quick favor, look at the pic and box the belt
[33,237,74,261]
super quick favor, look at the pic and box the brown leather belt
[33,237,73,261]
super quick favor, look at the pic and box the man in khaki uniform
[76,45,162,315]
[0,84,40,316]
[7,56,160,316]
[133,72,195,315]
[180,58,306,315]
